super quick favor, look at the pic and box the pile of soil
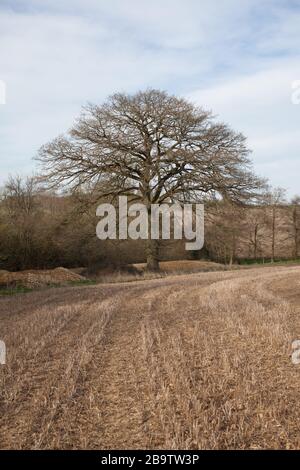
[132,260,225,273]
[0,267,86,289]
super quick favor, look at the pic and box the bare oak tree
[37,89,264,270]
[2,175,38,269]
[241,206,269,261]
[264,187,287,262]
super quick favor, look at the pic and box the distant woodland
[0,175,299,272]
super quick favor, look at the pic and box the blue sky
[0,0,300,197]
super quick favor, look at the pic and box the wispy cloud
[0,0,299,195]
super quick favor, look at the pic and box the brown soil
[0,267,86,289]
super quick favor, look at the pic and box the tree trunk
[146,239,159,271]
[254,225,258,261]
[293,206,299,259]
[229,252,233,269]
[145,205,160,271]
[271,207,275,263]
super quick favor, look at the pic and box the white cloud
[0,1,300,196]
[189,61,300,195]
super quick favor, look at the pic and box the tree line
[0,175,299,272]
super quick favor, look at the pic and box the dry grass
[95,270,166,284]
[93,260,226,284]
[1,265,300,449]
[132,259,225,273]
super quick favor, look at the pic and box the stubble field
[1,265,300,449]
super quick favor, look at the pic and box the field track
[1,266,300,449]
